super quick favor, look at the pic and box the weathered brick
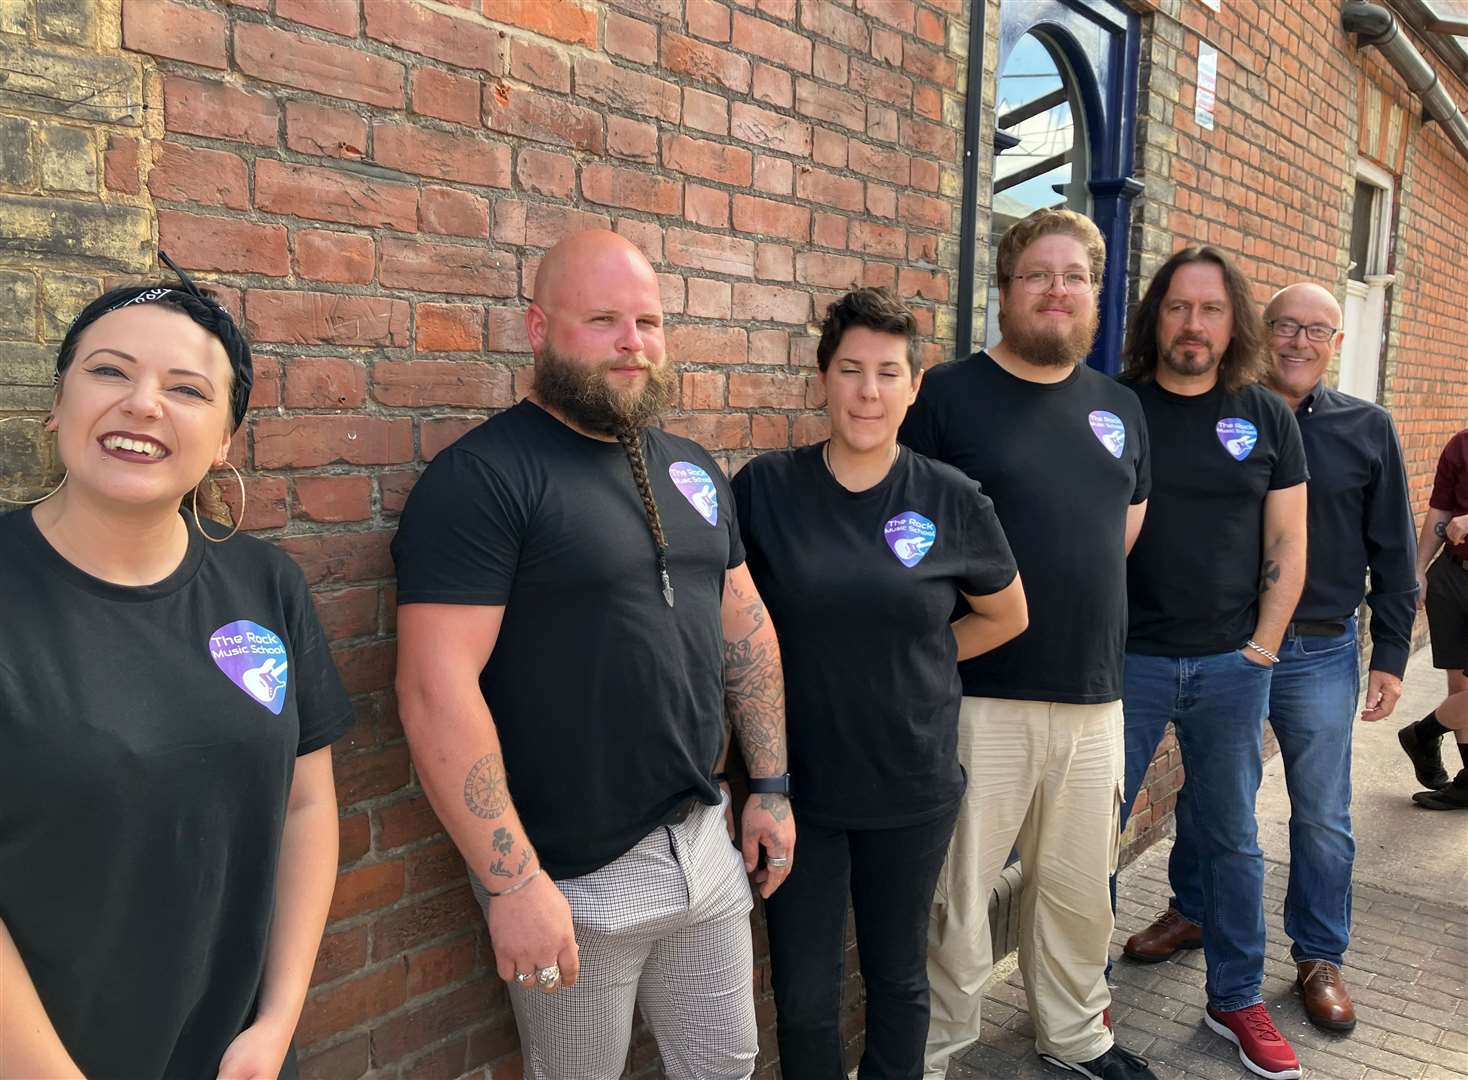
[730,370,806,407]
[510,37,571,93]
[683,87,729,136]
[849,220,906,258]
[813,126,847,168]
[574,57,680,123]
[607,116,658,162]
[755,242,795,282]
[753,155,793,195]
[0,39,142,127]
[122,0,227,68]
[373,360,512,407]
[800,0,867,50]
[662,134,752,186]
[687,0,730,40]
[731,103,811,156]
[419,186,490,238]
[103,135,140,194]
[484,83,604,152]
[149,143,248,210]
[256,160,418,231]
[373,124,511,187]
[605,12,658,64]
[682,370,726,409]
[666,228,756,277]
[285,101,367,159]
[296,964,407,1050]
[685,184,729,228]
[164,76,278,146]
[246,290,410,347]
[898,191,950,230]
[283,357,368,408]
[732,194,810,242]
[796,77,865,133]
[662,412,751,448]
[235,22,405,108]
[416,303,485,352]
[364,0,505,70]
[159,210,287,276]
[0,117,34,190]
[796,251,863,289]
[732,12,812,74]
[0,194,151,271]
[411,68,482,127]
[686,277,732,318]
[582,163,682,214]
[813,42,848,85]
[0,271,37,340]
[661,32,751,94]
[901,115,956,159]
[732,283,809,325]
[515,149,575,198]
[295,229,375,284]
[665,324,747,365]
[813,211,846,248]
[795,165,865,212]
[850,58,912,107]
[850,140,910,185]
[380,236,517,297]
[524,204,612,249]
[36,0,97,45]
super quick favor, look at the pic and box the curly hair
[1121,246,1265,394]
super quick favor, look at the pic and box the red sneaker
[1204,1004,1301,1079]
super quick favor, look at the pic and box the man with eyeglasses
[1119,248,1308,1080]
[902,208,1156,1080]
[1228,282,1419,1032]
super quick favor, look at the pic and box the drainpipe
[1342,1,1468,164]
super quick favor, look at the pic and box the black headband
[54,253,255,430]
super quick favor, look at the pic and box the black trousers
[765,802,960,1080]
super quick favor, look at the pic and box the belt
[1288,620,1347,637]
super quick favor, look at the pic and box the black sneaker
[1413,770,1468,810]
[1040,1043,1159,1080]
[1398,723,1450,790]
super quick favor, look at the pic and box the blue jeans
[1161,620,1360,968]
[1120,649,1273,1011]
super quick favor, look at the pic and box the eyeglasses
[1011,270,1095,294]
[1267,318,1338,343]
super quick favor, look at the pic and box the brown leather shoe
[1296,960,1357,1032]
[1123,908,1203,963]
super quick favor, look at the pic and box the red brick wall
[76,1,972,1075]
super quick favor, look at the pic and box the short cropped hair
[994,207,1106,291]
[815,287,920,377]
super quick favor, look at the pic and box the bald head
[532,229,658,315]
[1265,282,1342,326]
[1264,281,1345,408]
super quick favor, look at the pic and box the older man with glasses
[1200,283,1414,1032]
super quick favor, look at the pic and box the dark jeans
[766,803,960,1080]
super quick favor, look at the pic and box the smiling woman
[0,270,352,1080]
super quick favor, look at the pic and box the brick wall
[0,0,973,1075]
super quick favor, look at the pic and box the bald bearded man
[391,230,795,1078]
[1134,282,1416,1034]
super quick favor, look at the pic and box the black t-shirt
[0,508,352,1080]
[391,400,743,879]
[732,445,1016,828]
[899,352,1151,703]
[1123,377,1309,655]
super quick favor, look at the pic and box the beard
[532,343,677,436]
[999,305,1099,368]
[1160,335,1221,378]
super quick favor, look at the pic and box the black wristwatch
[747,773,792,796]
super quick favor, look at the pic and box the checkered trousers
[471,794,758,1079]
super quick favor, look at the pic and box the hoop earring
[0,414,67,506]
[192,460,246,543]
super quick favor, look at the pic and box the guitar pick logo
[669,461,718,525]
[209,620,289,715]
[884,511,936,568]
[1088,410,1126,459]
[1216,418,1258,461]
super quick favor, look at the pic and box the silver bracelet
[486,867,542,898]
[1245,639,1280,664]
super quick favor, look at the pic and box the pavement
[948,646,1468,1079]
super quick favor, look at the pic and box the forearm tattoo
[465,756,532,880]
[724,578,787,777]
[1259,559,1281,593]
[464,753,510,818]
[757,793,790,820]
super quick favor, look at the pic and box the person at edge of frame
[0,263,352,1080]
[390,229,796,1080]
[901,208,1158,1080]
[1118,246,1308,1080]
[733,286,1029,1079]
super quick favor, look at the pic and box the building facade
[0,0,1464,1075]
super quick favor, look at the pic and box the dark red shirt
[1429,429,1468,560]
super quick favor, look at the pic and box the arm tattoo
[487,841,533,881]
[724,577,786,777]
[1259,559,1281,593]
[464,753,510,819]
[757,793,790,821]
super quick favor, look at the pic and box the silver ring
[766,856,789,867]
[514,971,534,985]
[537,964,562,988]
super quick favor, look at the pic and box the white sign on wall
[1196,42,1218,130]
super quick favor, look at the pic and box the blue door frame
[957,0,1142,373]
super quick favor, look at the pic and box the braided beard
[532,344,677,436]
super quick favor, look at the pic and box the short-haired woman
[731,288,1028,1079]
[0,270,352,1079]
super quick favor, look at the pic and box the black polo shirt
[1291,382,1417,677]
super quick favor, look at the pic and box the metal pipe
[954,0,988,360]
[1343,1,1468,164]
